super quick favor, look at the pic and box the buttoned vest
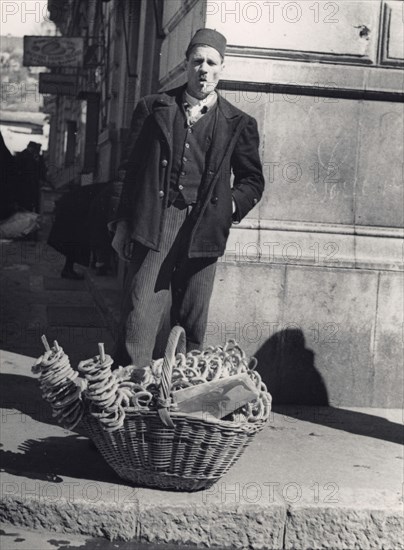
[169,102,217,205]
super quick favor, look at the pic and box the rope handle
[157,325,186,428]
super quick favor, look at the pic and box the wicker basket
[81,326,269,491]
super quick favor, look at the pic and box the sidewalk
[1,349,403,549]
[0,240,403,549]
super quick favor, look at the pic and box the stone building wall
[160,0,404,406]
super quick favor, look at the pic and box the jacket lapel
[152,90,182,153]
[151,88,243,182]
[206,94,243,177]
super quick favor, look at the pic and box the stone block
[224,227,260,262]
[270,60,367,92]
[353,233,404,271]
[372,272,404,407]
[260,95,360,225]
[206,262,285,359]
[364,66,404,93]
[221,56,272,84]
[355,101,404,227]
[206,0,379,62]
[382,0,404,62]
[272,266,379,406]
[0,496,140,541]
[138,503,286,549]
[258,226,350,268]
[284,506,404,550]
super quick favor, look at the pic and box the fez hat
[186,28,227,59]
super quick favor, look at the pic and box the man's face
[186,45,224,99]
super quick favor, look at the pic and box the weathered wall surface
[160,0,404,406]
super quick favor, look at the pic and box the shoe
[61,269,85,280]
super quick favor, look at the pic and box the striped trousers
[114,203,217,368]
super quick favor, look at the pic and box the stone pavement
[0,239,403,549]
[0,239,114,366]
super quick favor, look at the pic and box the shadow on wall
[255,329,329,406]
[256,329,404,445]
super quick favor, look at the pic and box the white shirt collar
[184,90,217,111]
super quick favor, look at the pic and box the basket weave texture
[81,326,269,491]
[82,409,264,491]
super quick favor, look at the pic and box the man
[110,28,264,368]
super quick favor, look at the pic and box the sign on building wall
[39,73,77,95]
[23,36,84,67]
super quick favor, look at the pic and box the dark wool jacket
[111,85,265,258]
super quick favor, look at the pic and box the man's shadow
[256,329,329,406]
[255,329,403,446]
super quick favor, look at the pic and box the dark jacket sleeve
[109,97,151,224]
[230,115,265,222]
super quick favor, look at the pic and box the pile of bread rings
[33,336,271,433]
[114,339,272,424]
[32,336,84,430]
[168,339,272,423]
[77,350,124,432]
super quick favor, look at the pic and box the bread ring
[183,366,200,379]
[44,368,78,388]
[260,392,272,420]
[42,372,75,390]
[175,353,187,368]
[40,356,71,378]
[63,409,84,431]
[90,389,118,408]
[61,401,84,424]
[88,382,118,402]
[249,370,261,388]
[46,381,77,400]
[97,354,113,366]
[118,387,135,399]
[40,362,72,383]
[115,390,131,409]
[78,357,99,373]
[99,408,120,424]
[57,399,82,420]
[52,387,81,409]
[131,390,152,408]
[102,408,125,432]
[171,379,192,391]
[118,381,141,390]
[44,382,75,402]
[40,349,64,367]
[151,358,163,379]
[85,367,111,382]
[89,374,116,393]
[185,356,199,370]
[207,357,222,381]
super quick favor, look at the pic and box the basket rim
[83,404,269,434]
